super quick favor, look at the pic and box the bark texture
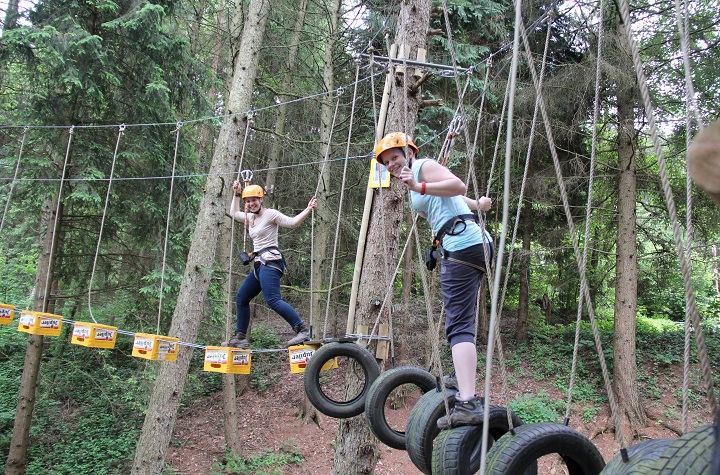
[130,0,272,473]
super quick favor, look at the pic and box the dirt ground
[166,350,714,475]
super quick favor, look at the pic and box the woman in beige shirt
[223,180,317,348]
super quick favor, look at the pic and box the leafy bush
[509,391,564,424]
[211,440,303,475]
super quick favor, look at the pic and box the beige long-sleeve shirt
[230,200,309,262]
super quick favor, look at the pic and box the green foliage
[211,441,303,475]
[580,405,599,424]
[509,391,564,424]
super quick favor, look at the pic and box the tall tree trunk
[612,18,647,438]
[5,196,60,475]
[216,216,243,454]
[333,1,432,473]
[130,0,271,473]
[517,199,531,343]
[264,0,308,198]
[2,0,19,32]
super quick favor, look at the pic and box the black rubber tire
[303,342,380,419]
[654,424,716,474]
[405,389,456,474]
[364,366,437,450]
[431,405,533,475]
[599,438,674,474]
[485,421,606,474]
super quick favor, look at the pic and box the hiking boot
[443,374,459,392]
[437,396,485,430]
[222,331,249,349]
[287,323,310,346]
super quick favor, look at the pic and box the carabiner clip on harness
[425,213,478,271]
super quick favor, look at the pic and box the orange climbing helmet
[241,184,264,199]
[374,132,419,163]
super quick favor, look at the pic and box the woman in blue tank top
[375,131,494,430]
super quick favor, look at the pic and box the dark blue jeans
[235,264,303,334]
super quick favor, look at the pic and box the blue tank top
[410,159,491,252]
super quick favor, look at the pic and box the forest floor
[165,318,716,474]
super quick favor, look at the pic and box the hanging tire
[406,389,457,474]
[431,405,534,475]
[599,438,674,474]
[485,421,605,474]
[653,424,716,474]
[364,366,437,450]
[303,342,380,419]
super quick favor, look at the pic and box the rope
[156,123,182,334]
[618,0,717,418]
[322,65,358,338]
[478,0,523,468]
[0,127,28,237]
[565,2,604,424]
[514,11,630,451]
[87,124,125,323]
[675,0,697,435]
[0,73,383,131]
[313,89,343,336]
[42,127,74,312]
[484,16,554,433]
[224,116,253,343]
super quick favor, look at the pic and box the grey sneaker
[437,396,485,430]
[222,332,249,349]
[287,323,310,346]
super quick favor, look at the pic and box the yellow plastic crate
[288,343,337,374]
[132,333,179,361]
[17,311,63,336]
[203,346,252,374]
[71,322,117,349]
[0,303,15,325]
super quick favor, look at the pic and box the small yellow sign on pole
[368,159,390,189]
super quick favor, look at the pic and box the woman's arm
[229,180,248,222]
[399,160,467,197]
[273,196,317,228]
[461,195,492,211]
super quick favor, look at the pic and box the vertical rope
[566,1,604,423]
[478,0,523,470]
[322,72,358,338]
[618,0,717,418]
[156,123,182,334]
[224,116,253,342]
[675,0,696,435]
[0,127,28,236]
[314,90,342,335]
[87,124,125,323]
[514,10,630,450]
[43,126,74,312]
